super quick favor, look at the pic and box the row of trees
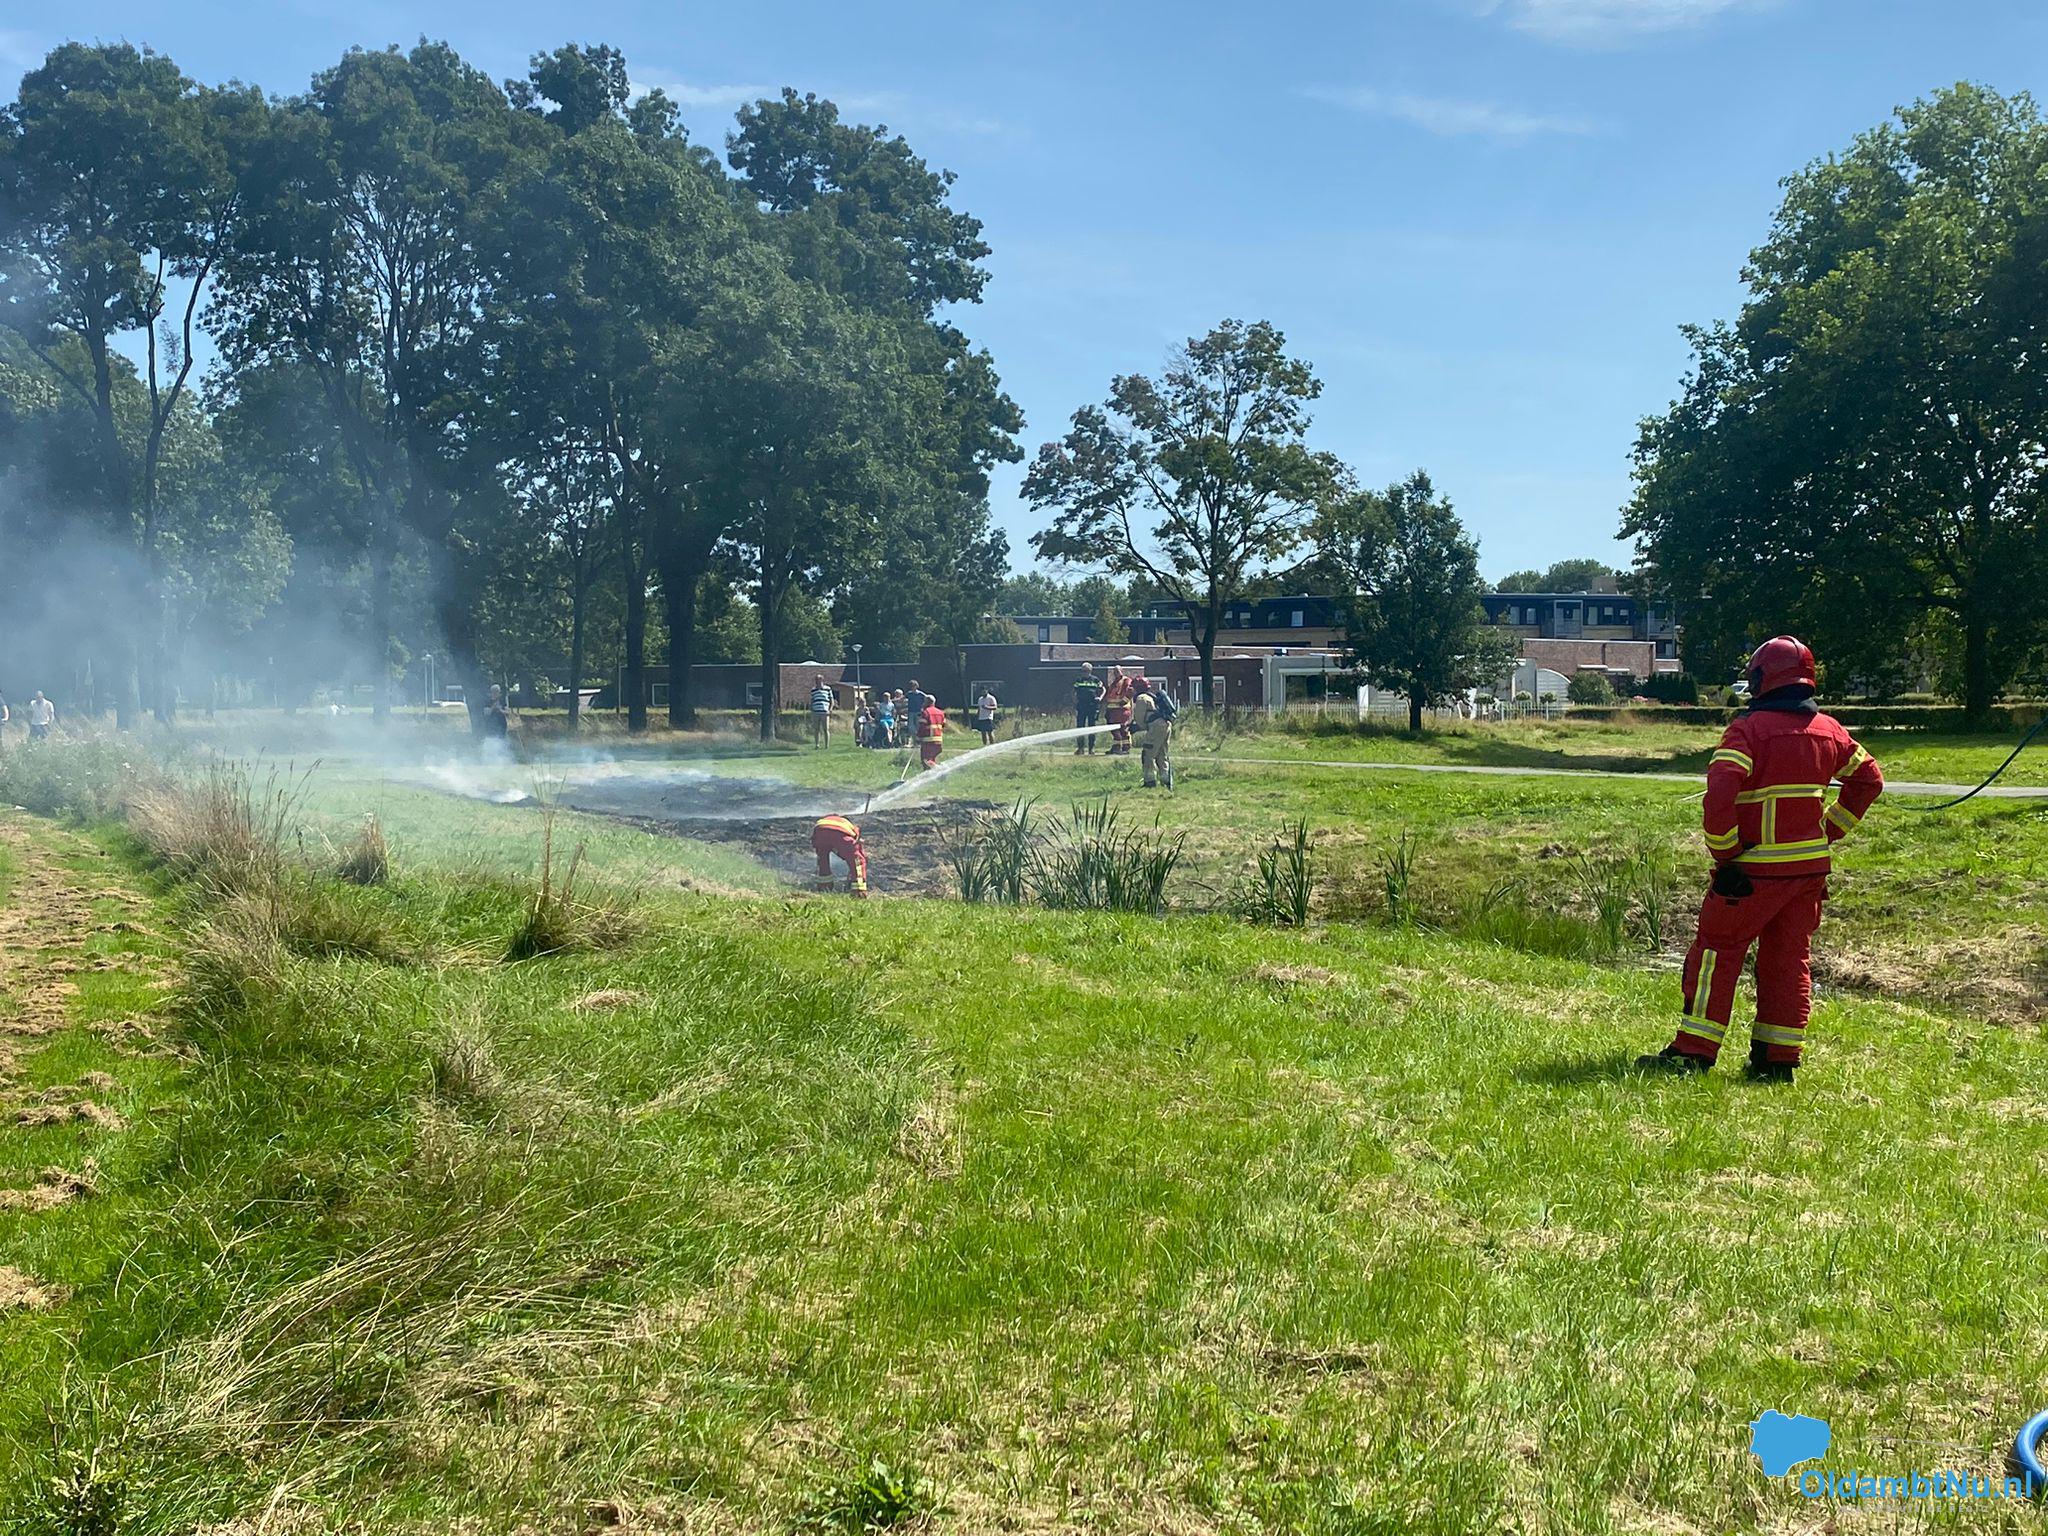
[0,40,1019,733]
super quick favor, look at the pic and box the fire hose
[1903,711,2048,812]
[2014,1408,2048,1495]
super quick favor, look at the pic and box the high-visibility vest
[815,815,860,842]
[917,709,944,743]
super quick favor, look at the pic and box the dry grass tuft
[335,815,392,886]
[568,989,646,1013]
[505,805,641,963]
[0,1264,68,1310]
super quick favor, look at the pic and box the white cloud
[633,78,1007,137]
[1302,85,1601,141]
[1476,0,1770,46]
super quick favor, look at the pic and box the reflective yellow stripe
[1739,839,1831,864]
[1825,802,1860,833]
[1711,748,1754,773]
[1703,827,1741,851]
[1840,743,1871,779]
[1752,1022,1806,1046]
[1733,784,1826,803]
[1688,951,1718,1018]
[1677,1015,1726,1045]
[1763,797,1776,846]
[817,816,859,836]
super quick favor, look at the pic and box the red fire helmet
[1747,635,1817,695]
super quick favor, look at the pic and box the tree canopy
[1626,84,2048,715]
[0,39,1019,729]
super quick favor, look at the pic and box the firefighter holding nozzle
[1639,637,1884,1083]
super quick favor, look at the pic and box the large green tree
[0,43,258,721]
[1626,84,2048,718]
[214,42,519,723]
[1319,470,1515,731]
[1026,320,1339,712]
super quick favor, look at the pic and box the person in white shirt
[25,691,55,741]
[974,687,999,746]
[808,676,834,747]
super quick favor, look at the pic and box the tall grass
[1236,819,1316,926]
[1377,831,1421,925]
[950,800,1184,914]
[335,815,392,886]
[947,799,1035,904]
[128,763,306,900]
[1031,801,1184,916]
[504,803,639,961]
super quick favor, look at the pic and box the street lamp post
[422,654,435,712]
[849,644,863,688]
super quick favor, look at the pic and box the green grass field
[1,721,2045,1533]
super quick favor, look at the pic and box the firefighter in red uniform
[811,814,868,897]
[1639,637,1883,1082]
[1103,667,1136,755]
[915,700,946,771]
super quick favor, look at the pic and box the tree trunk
[1963,610,1994,724]
[757,581,782,742]
[427,538,487,736]
[1408,691,1424,733]
[623,561,648,733]
[1196,605,1219,716]
[566,575,588,735]
[368,519,396,721]
[663,562,701,728]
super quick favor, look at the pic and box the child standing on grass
[1638,636,1883,1083]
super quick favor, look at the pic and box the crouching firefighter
[811,814,869,898]
[1640,637,1883,1082]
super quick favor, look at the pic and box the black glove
[1711,862,1753,900]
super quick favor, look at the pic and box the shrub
[1566,671,1616,705]
[0,738,148,821]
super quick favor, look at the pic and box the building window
[1291,610,1305,627]
[1037,625,1051,642]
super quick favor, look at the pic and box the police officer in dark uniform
[1073,662,1104,754]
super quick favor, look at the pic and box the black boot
[1635,1045,1713,1074]
[1745,1042,1796,1084]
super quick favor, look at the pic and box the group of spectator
[0,689,57,745]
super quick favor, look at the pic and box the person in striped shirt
[808,676,834,746]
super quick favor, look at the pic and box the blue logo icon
[1750,1410,1832,1476]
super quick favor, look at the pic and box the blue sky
[10,0,2048,580]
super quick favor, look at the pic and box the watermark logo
[1749,1410,2033,1501]
[1749,1410,1830,1477]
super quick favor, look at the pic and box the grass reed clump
[335,815,392,886]
[504,804,639,962]
[1235,818,1316,926]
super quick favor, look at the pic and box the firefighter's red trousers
[811,823,868,895]
[1669,873,1826,1064]
[919,741,942,770]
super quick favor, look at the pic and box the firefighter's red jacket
[1704,707,1883,875]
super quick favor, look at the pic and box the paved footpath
[1203,756,2048,799]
